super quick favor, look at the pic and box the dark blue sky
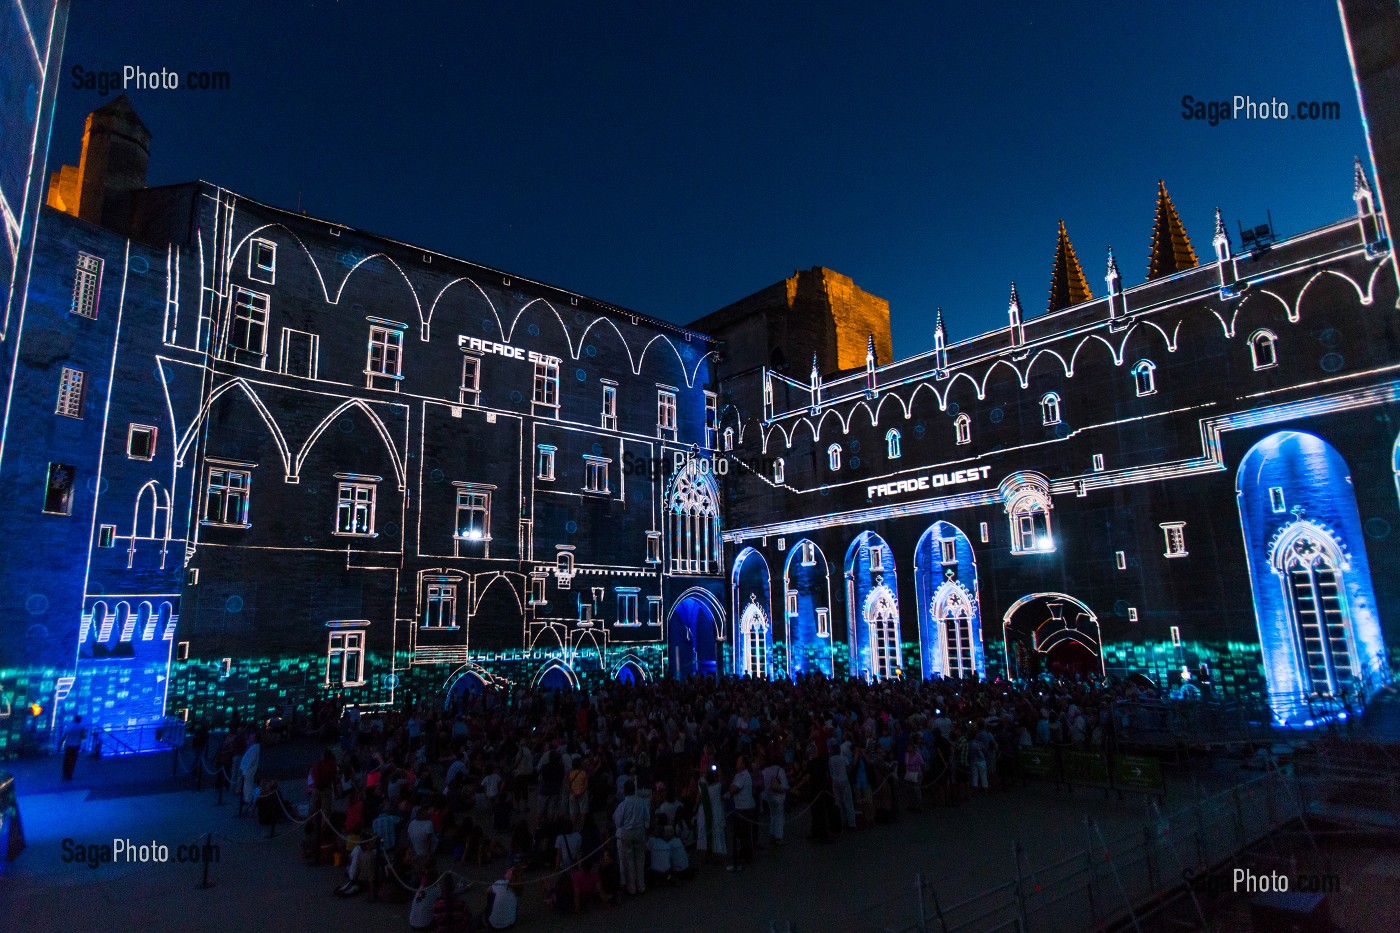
[52,0,1367,357]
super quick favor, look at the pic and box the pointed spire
[934,307,946,341]
[1047,221,1092,312]
[810,352,820,378]
[933,308,947,371]
[866,333,876,362]
[1354,155,1374,203]
[1212,207,1231,261]
[1008,282,1025,346]
[1106,245,1120,284]
[1146,180,1198,280]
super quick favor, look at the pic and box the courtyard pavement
[0,740,1255,933]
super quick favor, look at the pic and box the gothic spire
[1354,155,1374,200]
[1047,221,1092,312]
[1147,180,1198,280]
[1213,207,1228,245]
[934,307,946,341]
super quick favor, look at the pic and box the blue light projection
[1236,430,1390,723]
[913,521,985,680]
[666,589,722,678]
[782,539,835,678]
[844,530,902,680]
[731,547,773,677]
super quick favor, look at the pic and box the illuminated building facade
[703,179,1399,724]
[1,2,1399,753]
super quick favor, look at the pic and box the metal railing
[85,717,186,757]
[833,767,1307,933]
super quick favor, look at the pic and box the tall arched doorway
[667,588,724,678]
[914,521,984,680]
[1237,430,1388,723]
[845,531,902,681]
[1002,593,1103,679]
[783,539,835,678]
[731,548,774,677]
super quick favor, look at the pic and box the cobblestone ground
[0,740,1260,933]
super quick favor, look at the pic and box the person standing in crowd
[60,714,87,781]
[612,779,650,895]
[761,754,789,845]
[239,729,262,811]
[727,755,756,872]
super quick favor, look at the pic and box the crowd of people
[202,671,1161,930]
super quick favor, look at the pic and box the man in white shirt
[612,780,650,895]
[485,869,519,929]
[761,759,789,844]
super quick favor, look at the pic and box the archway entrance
[1002,593,1103,679]
[668,589,723,678]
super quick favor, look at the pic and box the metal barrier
[868,768,1305,933]
[86,717,186,757]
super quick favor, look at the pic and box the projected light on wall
[1236,430,1390,724]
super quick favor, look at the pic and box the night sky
[51,0,1367,357]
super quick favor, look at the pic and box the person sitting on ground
[597,844,622,907]
[409,874,440,930]
[665,822,694,880]
[483,863,522,930]
[255,778,289,828]
[645,820,676,887]
[434,872,470,932]
[334,836,379,897]
[571,853,604,913]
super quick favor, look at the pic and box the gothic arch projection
[613,654,649,685]
[1002,594,1103,679]
[783,538,835,678]
[176,379,292,475]
[293,398,407,490]
[731,547,774,677]
[914,521,984,680]
[443,662,506,707]
[667,587,725,678]
[738,597,772,678]
[666,458,721,575]
[468,573,525,653]
[532,659,578,691]
[845,531,902,681]
[1236,431,1388,723]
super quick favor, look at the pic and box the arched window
[1277,530,1355,696]
[740,598,770,679]
[1005,479,1054,554]
[773,458,785,484]
[722,427,734,451]
[955,413,971,445]
[667,460,720,575]
[1040,392,1061,425]
[935,583,977,679]
[1131,360,1156,396]
[827,444,841,471]
[865,586,901,680]
[886,428,902,459]
[1249,330,1278,370]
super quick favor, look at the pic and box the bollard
[199,832,215,889]
[915,872,928,933]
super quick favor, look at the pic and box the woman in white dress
[694,770,727,862]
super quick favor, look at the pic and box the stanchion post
[199,831,214,889]
[915,871,928,933]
